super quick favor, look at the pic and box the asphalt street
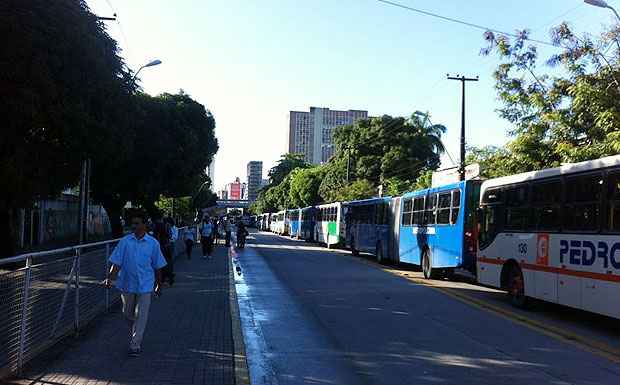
[234,230,620,385]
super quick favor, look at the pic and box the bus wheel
[375,242,383,264]
[422,250,436,279]
[507,265,528,308]
[351,237,359,256]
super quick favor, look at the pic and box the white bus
[315,202,344,248]
[477,155,620,319]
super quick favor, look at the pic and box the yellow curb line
[228,246,251,385]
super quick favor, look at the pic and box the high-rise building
[246,161,263,201]
[288,107,368,164]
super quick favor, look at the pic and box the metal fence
[0,227,193,378]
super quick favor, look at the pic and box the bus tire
[351,237,359,256]
[376,242,383,264]
[506,264,528,308]
[422,249,437,279]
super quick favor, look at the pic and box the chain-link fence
[0,227,193,378]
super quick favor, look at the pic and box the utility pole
[447,74,478,181]
[346,147,351,183]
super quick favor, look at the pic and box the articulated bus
[477,155,620,319]
[288,208,301,238]
[300,206,316,241]
[399,180,481,279]
[344,197,392,261]
[315,202,344,248]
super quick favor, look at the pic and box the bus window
[437,192,451,224]
[413,197,425,225]
[451,190,461,224]
[504,184,529,231]
[608,172,620,232]
[402,199,413,226]
[425,194,437,225]
[532,180,562,231]
[565,173,602,231]
[480,205,501,248]
[482,188,503,204]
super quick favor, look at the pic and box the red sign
[229,183,241,200]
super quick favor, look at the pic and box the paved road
[235,231,620,385]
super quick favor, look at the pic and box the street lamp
[131,59,162,83]
[584,0,620,22]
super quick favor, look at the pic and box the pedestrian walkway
[6,242,237,385]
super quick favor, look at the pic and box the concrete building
[288,107,368,164]
[246,161,263,201]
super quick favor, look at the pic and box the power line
[375,0,557,47]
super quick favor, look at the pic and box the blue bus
[399,180,481,279]
[344,197,391,261]
[288,208,301,238]
[300,206,316,242]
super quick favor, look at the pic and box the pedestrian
[169,218,179,244]
[224,217,232,247]
[184,226,195,259]
[200,217,214,259]
[213,217,220,245]
[153,216,174,286]
[104,211,166,357]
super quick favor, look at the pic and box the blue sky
[87,0,618,189]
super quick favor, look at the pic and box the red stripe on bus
[477,257,620,283]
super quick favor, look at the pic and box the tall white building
[288,107,368,164]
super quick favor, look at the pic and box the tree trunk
[0,207,16,259]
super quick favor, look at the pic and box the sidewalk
[6,241,241,385]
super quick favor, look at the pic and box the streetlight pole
[131,59,162,84]
[447,74,478,181]
[584,0,620,22]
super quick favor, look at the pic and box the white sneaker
[202,255,207,259]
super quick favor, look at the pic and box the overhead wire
[375,0,557,47]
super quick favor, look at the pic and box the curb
[228,247,250,385]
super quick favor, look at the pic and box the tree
[480,22,620,174]
[334,179,377,202]
[268,153,309,186]
[0,0,135,256]
[92,91,218,236]
[288,166,326,208]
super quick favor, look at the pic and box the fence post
[74,249,80,335]
[105,243,110,311]
[17,256,32,371]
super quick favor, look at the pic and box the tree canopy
[472,22,620,176]
[1,1,219,253]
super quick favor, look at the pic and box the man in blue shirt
[104,211,167,357]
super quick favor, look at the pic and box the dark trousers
[162,244,174,283]
[201,236,213,256]
[225,231,231,247]
[185,239,194,259]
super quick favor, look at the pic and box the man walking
[200,217,214,259]
[104,212,167,357]
[184,225,195,259]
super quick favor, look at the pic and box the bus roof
[481,155,620,192]
[401,180,465,199]
[345,196,391,206]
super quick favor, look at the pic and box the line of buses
[256,155,620,319]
